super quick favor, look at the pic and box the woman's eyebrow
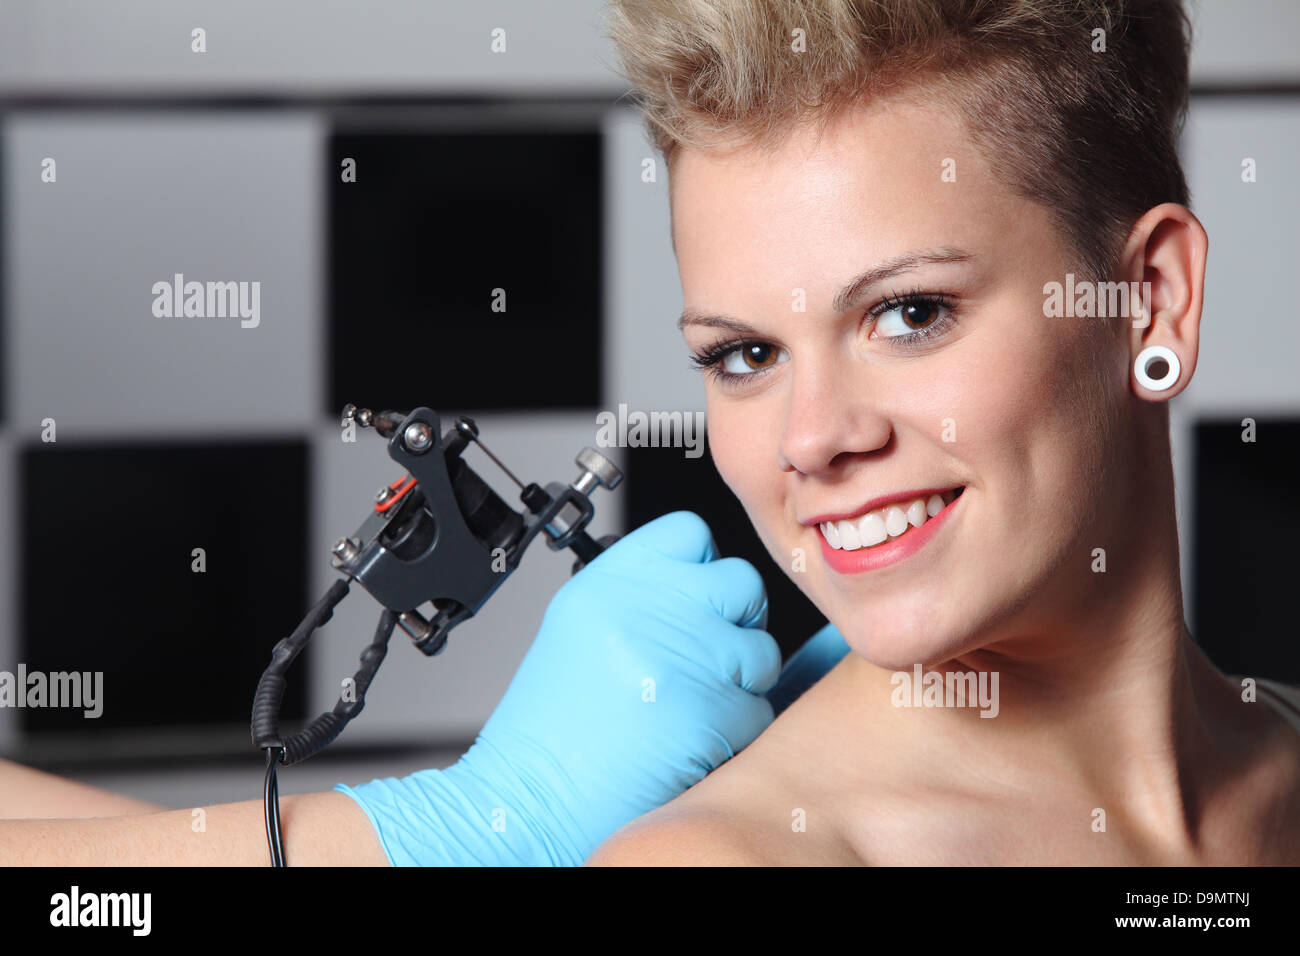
[677,247,975,334]
[831,247,975,312]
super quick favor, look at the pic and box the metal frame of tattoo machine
[251,405,622,865]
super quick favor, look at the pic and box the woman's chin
[837,621,973,673]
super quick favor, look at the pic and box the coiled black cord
[252,579,399,867]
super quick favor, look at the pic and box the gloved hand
[766,620,851,716]
[334,510,840,865]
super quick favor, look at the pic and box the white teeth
[858,511,888,546]
[817,489,962,551]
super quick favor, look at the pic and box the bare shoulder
[585,707,800,866]
[587,665,861,867]
[585,725,793,865]
[585,805,769,866]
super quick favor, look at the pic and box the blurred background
[0,0,1296,808]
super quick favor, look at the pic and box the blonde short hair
[605,0,1192,282]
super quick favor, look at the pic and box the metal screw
[375,486,393,504]
[403,422,432,452]
[332,537,360,562]
[573,448,623,495]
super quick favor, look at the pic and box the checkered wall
[0,104,827,763]
[2,92,1299,768]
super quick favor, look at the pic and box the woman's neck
[832,482,1250,856]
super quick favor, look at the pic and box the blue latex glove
[335,510,843,865]
[766,620,851,716]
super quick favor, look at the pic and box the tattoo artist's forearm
[0,758,166,818]
[0,792,390,865]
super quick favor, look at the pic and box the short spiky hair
[605,0,1192,283]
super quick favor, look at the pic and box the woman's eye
[722,342,788,374]
[872,296,950,338]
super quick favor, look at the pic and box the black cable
[253,583,399,867]
[263,747,285,866]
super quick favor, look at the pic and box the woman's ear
[1115,202,1209,401]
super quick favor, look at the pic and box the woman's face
[672,94,1134,669]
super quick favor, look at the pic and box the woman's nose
[778,359,893,475]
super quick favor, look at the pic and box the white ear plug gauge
[1134,345,1180,392]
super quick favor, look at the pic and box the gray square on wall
[4,112,324,439]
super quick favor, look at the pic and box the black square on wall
[623,429,827,659]
[1193,418,1300,682]
[19,440,310,735]
[328,130,602,415]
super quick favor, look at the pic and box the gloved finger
[699,687,776,767]
[721,622,783,695]
[617,510,720,564]
[688,555,769,629]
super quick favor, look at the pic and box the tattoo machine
[250,405,623,866]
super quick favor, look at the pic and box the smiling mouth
[818,487,964,551]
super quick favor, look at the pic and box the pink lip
[802,487,960,526]
[817,491,963,574]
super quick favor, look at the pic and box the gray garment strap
[1255,677,1300,737]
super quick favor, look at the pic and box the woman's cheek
[706,402,765,495]
[945,314,1062,438]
